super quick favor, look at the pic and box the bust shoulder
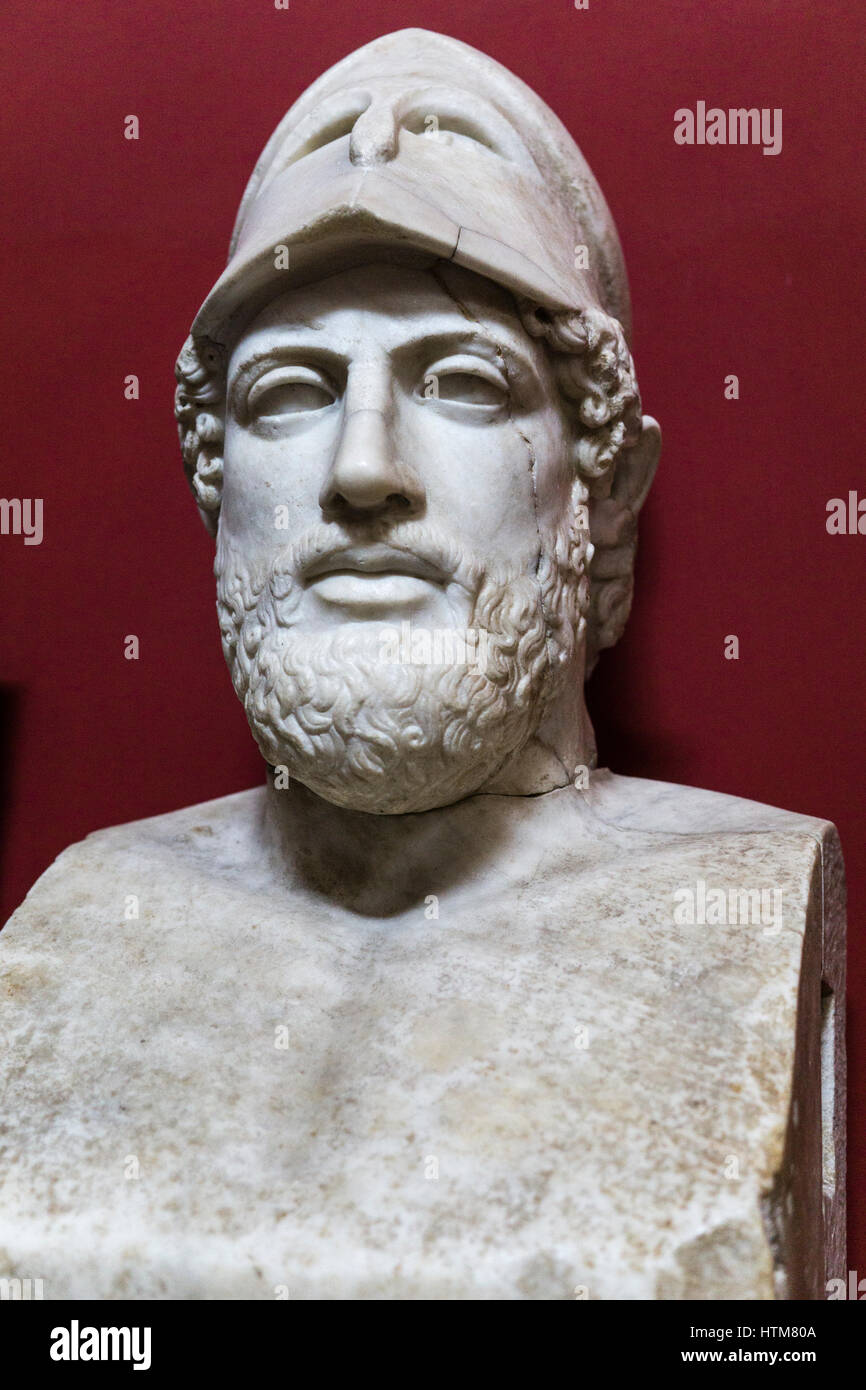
[583,768,839,841]
[1,787,268,939]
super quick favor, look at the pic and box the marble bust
[0,30,845,1300]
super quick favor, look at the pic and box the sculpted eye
[421,355,508,407]
[247,365,336,418]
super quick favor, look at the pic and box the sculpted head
[174,29,660,813]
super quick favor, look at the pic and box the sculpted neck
[259,659,595,915]
[480,646,596,795]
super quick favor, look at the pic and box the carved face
[215,262,592,812]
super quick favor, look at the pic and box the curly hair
[174,296,644,670]
[513,300,645,669]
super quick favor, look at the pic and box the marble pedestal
[0,773,845,1299]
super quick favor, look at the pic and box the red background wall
[2,0,864,1276]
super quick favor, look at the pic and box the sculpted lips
[302,543,447,611]
[303,543,447,585]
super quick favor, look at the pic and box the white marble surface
[0,773,845,1299]
[0,29,846,1300]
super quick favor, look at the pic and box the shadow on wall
[588,672,695,784]
[0,685,22,908]
[584,497,700,784]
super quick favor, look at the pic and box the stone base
[0,773,845,1299]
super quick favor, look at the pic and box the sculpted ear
[609,414,660,513]
[175,335,227,538]
[586,415,661,671]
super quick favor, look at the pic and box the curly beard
[215,512,590,813]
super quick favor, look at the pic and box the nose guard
[188,28,632,352]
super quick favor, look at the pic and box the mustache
[267,521,486,598]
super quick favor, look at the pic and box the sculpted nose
[319,405,425,520]
[348,99,399,166]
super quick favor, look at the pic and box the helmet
[187,28,632,352]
